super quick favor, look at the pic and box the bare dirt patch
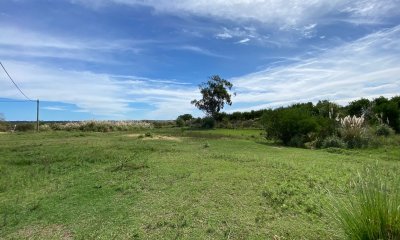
[149,136,181,141]
[125,134,181,141]
[125,133,141,137]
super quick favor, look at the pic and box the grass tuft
[331,168,400,239]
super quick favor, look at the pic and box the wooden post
[36,99,39,132]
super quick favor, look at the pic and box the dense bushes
[375,124,394,136]
[15,123,35,132]
[201,117,215,129]
[261,103,335,146]
[38,121,153,132]
[321,136,346,149]
[0,114,9,132]
[0,122,9,132]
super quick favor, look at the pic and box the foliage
[191,75,233,118]
[373,101,400,133]
[48,121,153,132]
[338,115,368,148]
[144,132,153,138]
[177,114,193,122]
[314,100,342,119]
[175,118,185,127]
[201,117,216,129]
[0,113,9,132]
[321,135,346,149]
[261,104,334,146]
[331,169,400,240]
[176,114,193,127]
[39,124,51,131]
[347,98,371,117]
[15,123,35,132]
[375,124,394,137]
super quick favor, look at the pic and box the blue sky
[0,0,399,120]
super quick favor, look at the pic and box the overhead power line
[0,61,33,101]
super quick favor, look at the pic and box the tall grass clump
[331,169,400,239]
[338,115,368,148]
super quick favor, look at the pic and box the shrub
[39,124,51,131]
[48,121,153,132]
[176,118,185,127]
[0,122,9,132]
[375,124,394,137]
[201,117,215,129]
[15,123,35,132]
[321,136,346,149]
[261,106,321,146]
[144,132,153,138]
[331,169,400,239]
[338,115,368,148]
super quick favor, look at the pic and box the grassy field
[0,129,399,239]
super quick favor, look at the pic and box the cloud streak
[77,0,400,27]
[0,60,200,119]
[230,25,400,111]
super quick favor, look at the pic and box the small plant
[321,136,346,149]
[144,132,153,138]
[330,169,400,239]
[375,124,394,137]
[203,142,210,148]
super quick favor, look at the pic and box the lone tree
[191,75,233,118]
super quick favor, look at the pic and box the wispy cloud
[0,60,199,119]
[215,32,232,39]
[42,106,67,111]
[229,25,400,111]
[174,45,228,58]
[77,0,400,27]
[236,38,250,44]
[0,25,146,63]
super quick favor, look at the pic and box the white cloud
[78,0,399,27]
[0,25,145,63]
[215,32,233,39]
[229,25,400,111]
[236,38,250,44]
[174,45,228,58]
[0,60,200,119]
[42,106,67,111]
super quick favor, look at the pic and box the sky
[0,0,399,121]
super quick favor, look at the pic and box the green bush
[15,123,35,132]
[176,118,185,127]
[175,114,193,127]
[144,132,153,138]
[375,124,394,136]
[331,169,400,239]
[201,117,215,129]
[321,136,346,149]
[0,122,9,132]
[261,105,332,146]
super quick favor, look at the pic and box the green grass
[0,130,399,239]
[330,168,400,239]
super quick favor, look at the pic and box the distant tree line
[178,95,400,148]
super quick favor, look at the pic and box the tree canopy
[191,75,233,118]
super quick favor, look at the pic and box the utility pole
[36,99,39,132]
